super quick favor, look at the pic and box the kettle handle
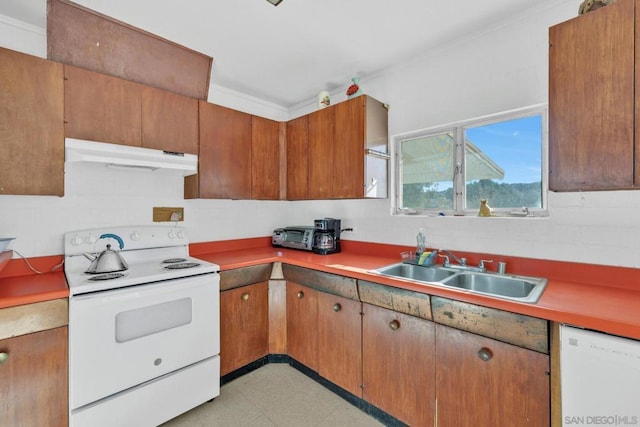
[99,233,125,249]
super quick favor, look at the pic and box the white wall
[3,2,640,269]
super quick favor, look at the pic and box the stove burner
[162,258,188,264]
[164,262,200,270]
[88,272,125,281]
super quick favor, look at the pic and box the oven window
[286,230,305,243]
[115,298,193,343]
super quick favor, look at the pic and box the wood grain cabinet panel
[435,324,550,427]
[64,65,142,147]
[317,291,362,397]
[219,282,269,376]
[362,303,435,427]
[286,282,319,371]
[190,101,252,199]
[286,115,309,200]
[308,107,335,199]
[334,96,366,198]
[251,116,281,200]
[0,326,68,427]
[0,47,64,196]
[300,95,387,200]
[141,86,198,154]
[549,0,635,190]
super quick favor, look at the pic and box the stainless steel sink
[374,262,457,282]
[440,272,546,303]
[371,263,547,304]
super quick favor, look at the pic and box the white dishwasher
[560,325,640,426]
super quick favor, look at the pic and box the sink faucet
[437,249,466,268]
[438,249,493,272]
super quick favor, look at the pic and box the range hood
[65,138,198,176]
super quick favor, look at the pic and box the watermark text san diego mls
[564,415,638,426]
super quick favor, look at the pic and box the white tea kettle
[83,234,128,274]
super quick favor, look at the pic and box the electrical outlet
[153,207,184,222]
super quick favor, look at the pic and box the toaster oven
[272,226,315,251]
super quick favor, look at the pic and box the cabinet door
[308,107,335,199]
[251,116,281,200]
[0,326,68,427]
[219,282,269,376]
[64,65,142,147]
[286,115,309,200]
[334,96,365,198]
[362,304,435,427]
[549,0,634,191]
[317,292,362,397]
[286,282,319,371]
[194,102,252,199]
[435,324,550,427]
[0,48,64,196]
[141,86,198,154]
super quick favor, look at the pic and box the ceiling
[0,0,561,108]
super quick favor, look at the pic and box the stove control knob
[177,230,185,239]
[130,231,140,241]
[71,235,83,246]
[168,230,176,239]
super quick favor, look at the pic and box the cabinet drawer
[219,264,273,291]
[431,296,548,353]
[282,265,358,300]
[358,280,432,321]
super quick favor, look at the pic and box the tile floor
[161,364,384,427]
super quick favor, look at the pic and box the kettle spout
[83,252,97,262]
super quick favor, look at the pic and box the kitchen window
[394,105,547,216]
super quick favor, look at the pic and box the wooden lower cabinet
[317,291,362,397]
[0,326,68,427]
[220,282,269,376]
[286,282,319,371]
[435,324,550,427]
[362,303,436,427]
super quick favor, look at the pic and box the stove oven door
[69,273,220,410]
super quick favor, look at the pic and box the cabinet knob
[389,320,401,331]
[297,291,304,299]
[241,293,250,301]
[478,347,493,362]
[333,303,342,312]
[0,352,8,365]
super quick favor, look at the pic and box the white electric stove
[64,226,221,427]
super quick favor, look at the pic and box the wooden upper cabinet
[302,95,388,200]
[549,0,635,191]
[141,86,198,154]
[0,48,64,196]
[308,107,335,199]
[286,115,310,200]
[64,65,142,146]
[190,101,252,199]
[251,116,281,200]
[334,96,366,198]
